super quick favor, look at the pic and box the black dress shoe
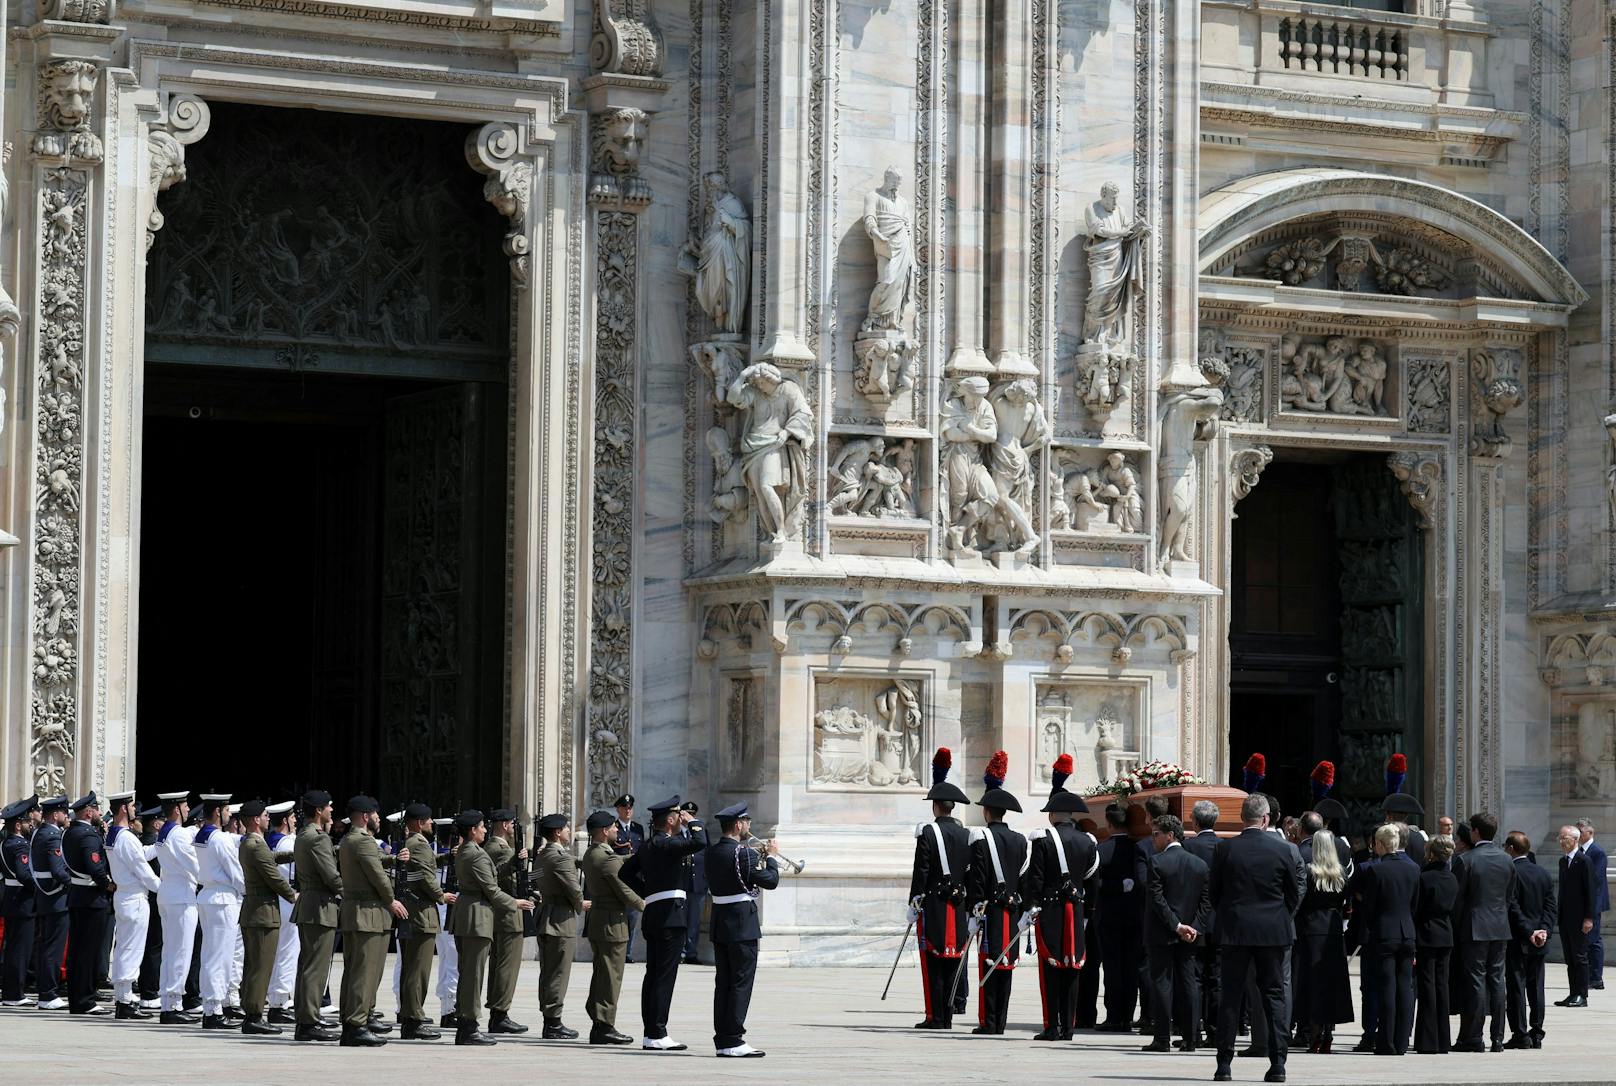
[1032,1027,1062,1041]
[590,1026,634,1045]
[1503,1035,1533,1049]
[456,1024,496,1046]
[268,1008,295,1025]
[402,1020,441,1040]
[440,1013,460,1029]
[159,1010,198,1025]
[1264,1071,1286,1083]
[1239,1046,1269,1058]
[367,1019,394,1034]
[115,1002,152,1020]
[222,1005,246,1022]
[543,1020,579,1039]
[1214,1069,1232,1083]
[1451,1041,1486,1052]
[294,1024,340,1042]
[1096,1020,1131,1033]
[951,1002,968,1016]
[340,1026,387,1047]
[1352,1037,1377,1052]
[915,1019,950,1030]
[201,1014,231,1030]
[1140,1041,1170,1052]
[488,1013,529,1034]
[1555,995,1589,1008]
[1489,1042,1504,1052]
[242,1017,283,1036]
[1592,981,1605,990]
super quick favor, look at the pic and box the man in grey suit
[1452,811,1517,1051]
[1210,793,1304,1084]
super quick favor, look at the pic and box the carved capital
[1229,445,1274,517]
[465,122,535,287]
[591,0,664,77]
[1469,347,1524,458]
[589,107,652,209]
[32,60,102,165]
[145,95,211,250]
[42,0,114,22]
[1387,451,1442,529]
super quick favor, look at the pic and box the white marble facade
[0,0,1611,959]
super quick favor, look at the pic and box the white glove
[971,901,987,919]
[1016,909,1035,931]
[906,904,920,924]
[967,915,981,936]
[1122,878,1135,894]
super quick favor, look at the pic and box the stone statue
[1158,385,1223,565]
[1605,415,1616,523]
[726,362,814,544]
[1083,181,1149,350]
[857,440,917,518]
[1096,451,1143,533]
[682,172,751,335]
[860,167,914,334]
[706,426,747,524]
[987,378,1046,554]
[827,437,885,516]
[939,375,1000,553]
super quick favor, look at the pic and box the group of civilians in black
[908,749,1609,1084]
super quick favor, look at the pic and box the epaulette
[1028,827,1047,840]
[914,822,927,839]
[967,826,986,843]
[1084,831,1098,845]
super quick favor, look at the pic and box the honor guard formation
[0,789,783,1056]
[902,748,1607,1082]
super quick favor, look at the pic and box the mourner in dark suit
[1210,793,1304,1083]
[1504,831,1554,1047]
[1141,815,1209,1053]
[1413,835,1458,1053]
[703,803,778,1058]
[964,755,1028,1036]
[1452,812,1517,1051]
[1557,824,1599,1008]
[908,749,972,1031]
[1185,800,1222,1046]
[621,795,705,1049]
[1096,804,1149,1031]
[1357,824,1419,1055]
[1577,820,1608,989]
[1293,828,1353,1053]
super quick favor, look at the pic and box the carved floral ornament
[465,122,534,287]
[1236,231,1452,297]
[591,0,664,77]
[1469,347,1524,458]
[43,0,113,22]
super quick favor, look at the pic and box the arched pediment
[1200,169,1587,310]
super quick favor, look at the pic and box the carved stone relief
[1469,347,1524,458]
[33,60,102,165]
[144,95,211,251]
[1260,236,1328,285]
[726,362,815,544]
[1034,683,1141,792]
[852,334,917,403]
[1158,385,1222,565]
[811,676,924,789]
[589,107,651,208]
[1606,414,1616,526]
[722,674,765,791]
[468,122,535,287]
[42,0,113,20]
[1236,231,1453,298]
[939,377,1046,556]
[1388,451,1442,528]
[1561,702,1616,803]
[680,172,749,336]
[0,143,18,441]
[1054,448,1145,534]
[827,435,919,519]
[1229,445,1274,516]
[1278,334,1392,417]
[1216,346,1265,424]
[591,0,665,76]
[1405,357,1451,434]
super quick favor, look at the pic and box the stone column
[751,0,814,370]
[945,0,990,377]
[985,0,1033,381]
[0,0,21,551]
[1389,450,1452,817]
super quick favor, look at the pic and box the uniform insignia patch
[90,852,101,863]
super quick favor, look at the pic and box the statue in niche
[1158,385,1223,565]
[1062,468,1106,530]
[1605,415,1616,522]
[852,335,918,402]
[860,167,914,334]
[727,362,814,543]
[1096,451,1144,533]
[1083,181,1150,352]
[876,680,923,785]
[939,375,1001,553]
[681,172,751,335]
[985,379,1047,555]
[856,439,918,518]
[706,426,748,524]
[827,436,887,516]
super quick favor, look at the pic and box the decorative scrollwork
[1387,451,1442,528]
[1229,445,1274,516]
[467,122,535,288]
[591,0,664,77]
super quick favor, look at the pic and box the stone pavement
[7,956,1615,1084]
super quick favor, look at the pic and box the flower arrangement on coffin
[1090,759,1206,799]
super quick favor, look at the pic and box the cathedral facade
[0,0,1609,957]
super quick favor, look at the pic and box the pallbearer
[908,747,971,1030]
[1023,757,1099,1040]
[237,799,297,1035]
[966,752,1027,1035]
[704,802,779,1057]
[263,801,299,1024]
[104,791,160,1019]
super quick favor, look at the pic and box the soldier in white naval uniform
[264,801,300,1023]
[195,794,247,1027]
[104,790,161,1019]
[154,790,202,1024]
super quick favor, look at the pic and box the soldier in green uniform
[581,809,643,1045]
[534,812,585,1039]
[237,799,297,1036]
[483,808,531,1034]
[337,795,408,1047]
[398,801,455,1041]
[449,809,535,1045]
[291,790,341,1042]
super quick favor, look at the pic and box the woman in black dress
[1294,829,1354,1052]
[1414,835,1458,1053]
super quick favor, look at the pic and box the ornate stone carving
[811,679,924,789]
[1158,385,1223,565]
[727,363,815,544]
[0,142,17,443]
[1230,445,1274,516]
[1060,450,1144,534]
[1278,333,1390,417]
[33,60,102,165]
[1217,347,1264,424]
[589,107,651,208]
[1373,246,1450,295]
[1405,357,1451,434]
[1035,684,1140,790]
[42,0,113,20]
[144,95,211,250]
[1075,345,1129,431]
[690,339,747,409]
[860,168,914,335]
[852,334,917,402]
[590,0,665,77]
[706,425,747,523]
[467,122,534,287]
[1083,181,1149,353]
[940,377,1044,556]
[827,436,919,519]
[1469,347,1524,457]
[680,172,749,335]
[1387,451,1442,527]
[1605,414,1616,525]
[1257,236,1328,285]
[1334,235,1373,291]
[722,675,765,791]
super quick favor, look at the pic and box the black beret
[454,809,484,831]
[347,795,379,814]
[585,810,616,831]
[404,802,433,821]
[237,799,266,820]
[301,789,332,810]
[488,808,516,823]
[537,813,567,831]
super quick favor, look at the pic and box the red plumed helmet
[1244,752,1266,775]
[931,746,952,787]
[1051,752,1073,791]
[982,750,1009,790]
[1311,761,1335,787]
[1386,752,1407,773]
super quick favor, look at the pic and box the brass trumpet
[744,835,807,875]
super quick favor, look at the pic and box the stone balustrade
[1276,13,1408,81]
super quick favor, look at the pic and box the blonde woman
[1294,829,1354,1053]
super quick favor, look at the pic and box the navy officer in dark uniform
[908,747,971,1030]
[621,794,704,1050]
[965,751,1027,1035]
[704,802,778,1057]
[30,794,72,1009]
[1,797,41,1006]
[611,794,645,960]
[64,791,114,1014]
[1023,759,1099,1041]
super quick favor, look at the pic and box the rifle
[514,808,533,899]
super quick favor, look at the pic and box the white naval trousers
[269,897,299,1009]
[199,899,242,1014]
[389,903,458,1016]
[158,901,198,1012]
[111,892,151,1003]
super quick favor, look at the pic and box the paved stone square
[7,956,1615,1084]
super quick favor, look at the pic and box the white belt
[69,875,96,887]
[642,889,686,906]
[711,893,753,906]
[2,879,20,887]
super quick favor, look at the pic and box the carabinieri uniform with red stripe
[966,821,1027,1033]
[1023,817,1098,1038]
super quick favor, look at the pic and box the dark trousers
[918,949,965,1026]
[1,915,34,1001]
[139,896,162,999]
[186,925,202,1007]
[1371,941,1414,1054]
[67,906,109,1012]
[1100,922,1141,1026]
[712,939,758,1049]
[1359,945,1380,1038]
[1075,915,1099,1026]
[684,865,707,959]
[1457,938,1508,1046]
[640,929,684,1039]
[1147,941,1199,1046]
[976,954,1014,1033]
[1037,962,1079,1035]
[1219,945,1286,1071]
[1560,922,1590,998]
[34,910,68,1001]
[1199,941,1219,1041]
[1590,911,1604,984]
[1505,945,1545,1041]
[1413,946,1451,1053]
[1242,943,1292,1055]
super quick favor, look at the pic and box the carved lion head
[40,60,98,132]
[598,107,648,177]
